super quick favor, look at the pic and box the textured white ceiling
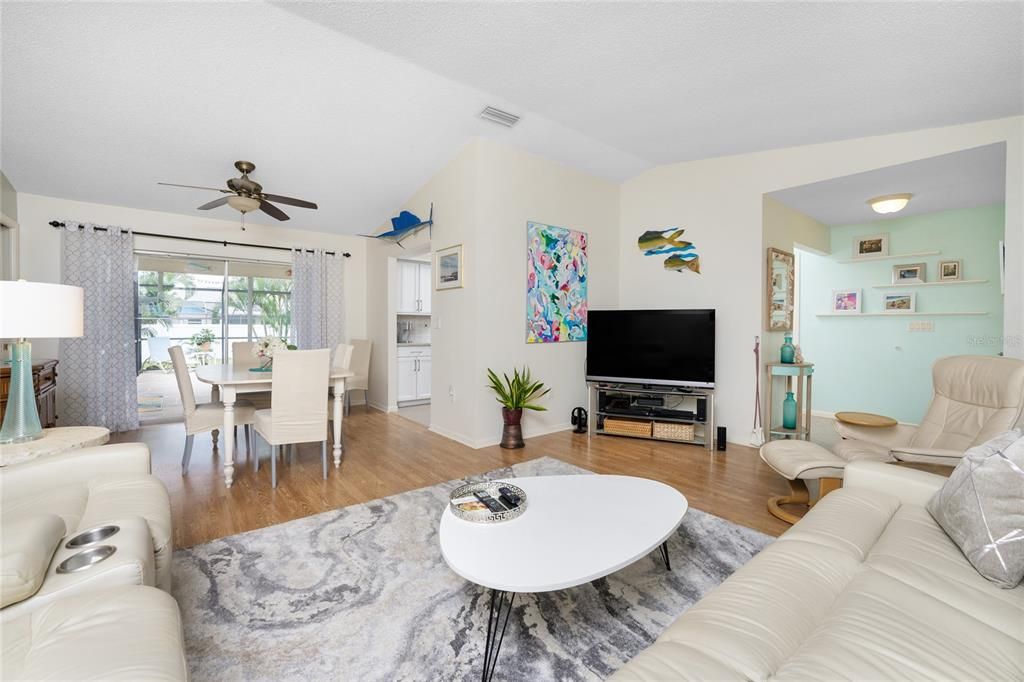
[2,2,1021,235]
[768,143,1007,226]
[281,1,1024,164]
[0,2,645,234]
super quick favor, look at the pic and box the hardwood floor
[112,409,798,548]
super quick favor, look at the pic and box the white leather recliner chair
[761,354,1024,524]
[835,355,1024,465]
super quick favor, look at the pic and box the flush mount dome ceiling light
[868,193,913,214]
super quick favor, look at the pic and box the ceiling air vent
[479,106,520,128]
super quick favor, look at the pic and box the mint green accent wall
[798,204,1004,424]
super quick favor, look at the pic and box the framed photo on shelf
[892,262,925,284]
[831,288,862,314]
[939,259,962,281]
[883,292,916,312]
[853,233,889,259]
[434,244,464,290]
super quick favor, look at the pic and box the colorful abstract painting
[526,222,588,343]
[637,227,701,274]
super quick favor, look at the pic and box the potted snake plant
[486,367,550,449]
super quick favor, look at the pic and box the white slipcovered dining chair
[169,345,254,475]
[231,341,272,409]
[345,339,372,414]
[253,348,331,488]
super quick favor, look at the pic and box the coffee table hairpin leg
[658,541,672,571]
[481,589,516,682]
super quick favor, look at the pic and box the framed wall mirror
[766,247,794,332]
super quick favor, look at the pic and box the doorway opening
[390,250,432,427]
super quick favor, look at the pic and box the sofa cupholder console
[56,545,117,574]
[1,517,156,621]
[65,524,120,549]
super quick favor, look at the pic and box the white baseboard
[428,421,574,449]
[366,400,395,413]
[427,423,479,448]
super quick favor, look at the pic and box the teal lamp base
[0,340,43,443]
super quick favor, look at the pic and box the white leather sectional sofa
[1,443,188,680]
[613,461,1023,680]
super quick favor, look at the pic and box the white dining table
[195,364,354,488]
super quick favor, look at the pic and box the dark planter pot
[500,407,525,449]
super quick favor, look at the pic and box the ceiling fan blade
[197,197,229,210]
[259,200,290,221]
[158,182,230,193]
[262,193,318,210]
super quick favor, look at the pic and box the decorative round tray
[449,481,527,523]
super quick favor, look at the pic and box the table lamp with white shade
[0,280,84,443]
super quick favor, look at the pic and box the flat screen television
[586,309,715,388]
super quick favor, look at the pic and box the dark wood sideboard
[0,359,59,428]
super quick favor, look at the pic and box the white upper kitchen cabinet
[417,261,432,314]
[397,259,431,314]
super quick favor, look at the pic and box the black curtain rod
[49,221,351,257]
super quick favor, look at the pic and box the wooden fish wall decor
[637,227,701,274]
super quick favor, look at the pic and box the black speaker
[716,426,727,451]
[571,407,588,434]
[696,398,707,423]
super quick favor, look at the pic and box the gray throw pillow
[927,429,1024,589]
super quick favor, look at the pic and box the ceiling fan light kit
[226,195,260,213]
[159,160,318,228]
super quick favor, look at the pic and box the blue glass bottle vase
[782,391,798,430]
[780,335,795,364]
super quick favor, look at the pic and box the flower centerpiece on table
[252,336,297,370]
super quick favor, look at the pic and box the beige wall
[760,195,829,395]
[1,171,17,222]
[364,140,480,430]
[15,192,368,409]
[620,115,1023,444]
[365,138,619,447]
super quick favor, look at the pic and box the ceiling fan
[159,160,317,227]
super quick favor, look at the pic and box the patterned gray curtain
[291,249,344,355]
[60,223,139,431]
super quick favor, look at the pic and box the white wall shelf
[836,250,940,264]
[871,278,988,289]
[816,311,988,317]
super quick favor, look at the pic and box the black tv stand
[588,382,715,452]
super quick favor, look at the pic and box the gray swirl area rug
[172,456,772,681]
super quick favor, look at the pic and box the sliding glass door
[135,253,292,422]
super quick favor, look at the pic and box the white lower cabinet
[397,347,431,403]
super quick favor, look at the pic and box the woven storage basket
[603,417,652,437]
[653,421,695,441]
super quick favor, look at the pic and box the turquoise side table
[765,362,814,441]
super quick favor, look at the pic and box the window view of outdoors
[136,256,292,422]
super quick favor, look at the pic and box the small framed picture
[883,292,916,312]
[831,288,862,314]
[853,233,889,259]
[939,259,962,281]
[892,262,925,284]
[435,244,464,290]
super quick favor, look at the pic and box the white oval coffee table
[440,474,687,681]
